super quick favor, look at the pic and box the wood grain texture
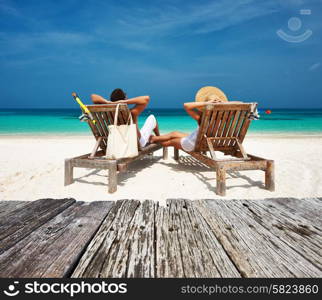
[0,201,30,218]
[64,159,73,185]
[0,201,113,278]
[0,198,75,255]
[240,199,322,271]
[155,199,240,277]
[220,111,235,147]
[264,197,322,228]
[206,110,218,138]
[71,200,152,278]
[1,198,321,278]
[194,199,322,277]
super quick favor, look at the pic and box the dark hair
[110,88,127,102]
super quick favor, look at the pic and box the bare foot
[149,135,155,143]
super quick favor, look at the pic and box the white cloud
[108,0,277,37]
[89,0,280,51]
[0,31,93,57]
[309,62,321,71]
[0,0,20,17]
[0,0,320,55]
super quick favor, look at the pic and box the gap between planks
[1,198,321,278]
[72,198,322,278]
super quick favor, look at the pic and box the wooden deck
[0,198,321,278]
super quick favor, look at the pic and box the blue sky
[0,0,321,109]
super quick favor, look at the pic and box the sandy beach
[0,135,321,206]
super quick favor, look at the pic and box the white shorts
[180,128,199,152]
[139,114,157,147]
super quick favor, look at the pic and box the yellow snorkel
[72,92,96,124]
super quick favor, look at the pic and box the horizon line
[1,107,322,110]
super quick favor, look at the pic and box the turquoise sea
[0,108,322,136]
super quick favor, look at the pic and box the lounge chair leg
[216,166,226,196]
[265,160,275,191]
[163,147,168,160]
[174,148,179,161]
[64,159,73,186]
[108,161,117,193]
[117,163,127,173]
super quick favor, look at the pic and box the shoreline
[1,135,322,203]
[1,132,322,139]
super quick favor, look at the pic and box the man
[91,88,159,147]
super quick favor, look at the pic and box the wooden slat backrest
[194,103,255,152]
[85,104,131,151]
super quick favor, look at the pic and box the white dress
[180,128,199,152]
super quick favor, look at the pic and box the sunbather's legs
[160,138,183,150]
[151,131,187,143]
[153,121,160,136]
[139,114,158,147]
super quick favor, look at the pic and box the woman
[91,88,160,147]
[150,86,240,152]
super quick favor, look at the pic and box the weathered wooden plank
[72,200,155,278]
[263,198,322,228]
[92,112,105,138]
[71,144,162,169]
[119,109,128,125]
[87,104,128,112]
[231,111,246,146]
[226,110,240,147]
[124,200,156,278]
[71,158,111,168]
[215,111,230,147]
[156,201,184,277]
[0,198,75,255]
[240,199,322,271]
[102,111,111,128]
[194,107,212,152]
[91,200,155,278]
[183,199,240,277]
[205,103,253,111]
[239,118,251,143]
[72,200,126,277]
[265,160,275,191]
[96,112,109,138]
[155,205,173,277]
[108,161,117,193]
[171,199,202,277]
[220,110,235,147]
[155,199,240,278]
[0,201,113,278]
[210,110,223,139]
[1,198,320,279]
[64,159,74,185]
[206,110,218,138]
[216,166,226,196]
[195,199,322,277]
[0,201,30,218]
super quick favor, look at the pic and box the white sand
[1,135,322,206]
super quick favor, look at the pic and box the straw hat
[195,86,228,103]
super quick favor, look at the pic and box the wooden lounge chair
[173,102,275,196]
[64,104,165,193]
